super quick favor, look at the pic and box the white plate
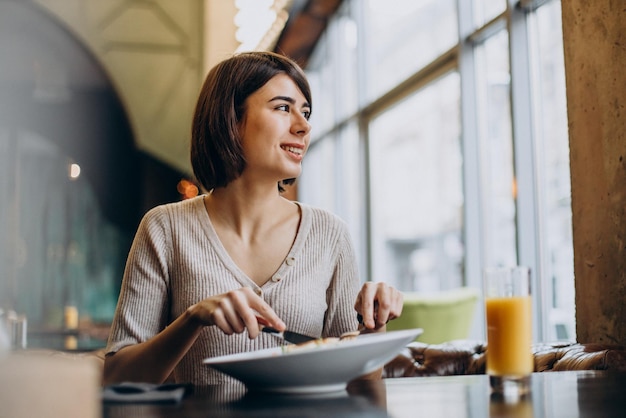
[203,328,422,394]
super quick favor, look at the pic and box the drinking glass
[484,266,533,397]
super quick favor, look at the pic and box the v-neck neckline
[194,196,310,290]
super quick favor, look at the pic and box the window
[528,1,574,340]
[299,0,573,342]
[368,73,463,292]
[473,0,506,27]
[475,29,517,269]
[363,0,457,101]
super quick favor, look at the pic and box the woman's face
[238,73,311,184]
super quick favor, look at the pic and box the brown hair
[190,51,312,192]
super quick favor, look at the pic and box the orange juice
[485,296,533,376]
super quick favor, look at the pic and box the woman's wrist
[184,303,207,329]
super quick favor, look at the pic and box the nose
[291,113,311,136]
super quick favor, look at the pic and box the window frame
[299,0,571,342]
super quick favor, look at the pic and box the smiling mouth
[281,145,303,156]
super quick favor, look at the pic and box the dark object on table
[102,382,193,404]
[382,340,626,377]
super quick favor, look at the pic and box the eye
[275,103,310,120]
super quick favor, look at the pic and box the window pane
[369,72,463,292]
[330,5,359,120]
[299,125,366,279]
[530,0,575,340]
[298,135,336,211]
[334,123,364,251]
[475,29,517,268]
[473,0,506,27]
[299,129,363,246]
[364,0,457,102]
[306,36,335,135]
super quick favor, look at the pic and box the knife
[357,302,392,327]
[256,316,317,344]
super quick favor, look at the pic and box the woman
[103,51,403,386]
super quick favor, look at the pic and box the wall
[561,0,626,344]
[0,1,192,330]
[35,0,209,175]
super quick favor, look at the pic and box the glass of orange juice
[484,266,533,397]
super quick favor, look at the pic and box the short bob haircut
[191,51,312,192]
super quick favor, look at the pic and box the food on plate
[281,332,359,354]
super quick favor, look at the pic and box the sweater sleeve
[106,206,172,354]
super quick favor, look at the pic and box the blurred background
[0,0,573,346]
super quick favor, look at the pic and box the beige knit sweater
[106,195,361,385]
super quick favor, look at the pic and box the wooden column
[561,0,626,344]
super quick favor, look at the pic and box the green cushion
[387,287,480,344]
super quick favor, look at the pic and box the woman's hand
[187,287,285,338]
[354,282,403,331]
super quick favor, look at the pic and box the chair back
[387,287,479,344]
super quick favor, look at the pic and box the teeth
[282,146,303,155]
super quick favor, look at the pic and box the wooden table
[102,370,626,417]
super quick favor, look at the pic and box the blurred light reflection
[69,163,81,180]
